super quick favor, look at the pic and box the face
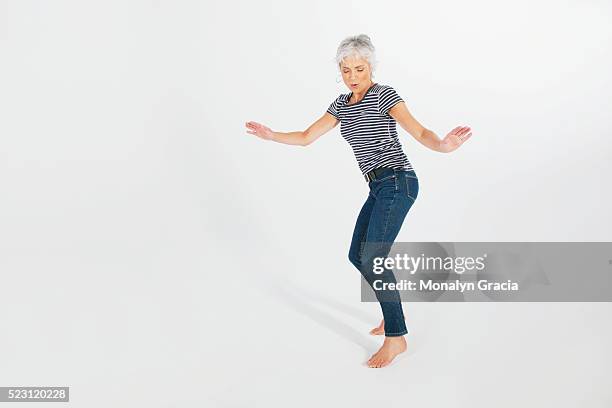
[340,55,373,93]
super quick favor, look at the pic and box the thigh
[349,192,376,262]
[364,182,413,255]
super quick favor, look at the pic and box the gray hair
[334,34,377,74]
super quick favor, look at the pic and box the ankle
[385,335,406,342]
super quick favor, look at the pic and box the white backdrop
[1,0,611,407]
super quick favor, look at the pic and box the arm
[388,102,443,152]
[388,102,472,153]
[245,112,339,146]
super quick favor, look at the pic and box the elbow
[301,131,311,146]
[416,128,427,142]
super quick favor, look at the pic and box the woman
[245,34,472,368]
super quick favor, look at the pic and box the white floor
[2,242,611,408]
[2,1,612,405]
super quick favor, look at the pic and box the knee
[349,245,380,271]
[348,249,361,269]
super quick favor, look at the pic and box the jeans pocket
[379,174,399,193]
[404,174,419,202]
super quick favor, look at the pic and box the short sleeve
[326,95,341,120]
[378,86,404,116]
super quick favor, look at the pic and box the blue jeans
[348,167,419,336]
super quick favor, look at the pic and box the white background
[1,0,611,406]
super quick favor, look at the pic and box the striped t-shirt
[327,83,413,175]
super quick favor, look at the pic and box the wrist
[437,139,446,153]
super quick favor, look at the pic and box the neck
[352,81,375,101]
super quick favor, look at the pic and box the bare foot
[367,336,407,368]
[369,319,385,335]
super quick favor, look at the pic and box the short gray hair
[334,34,377,73]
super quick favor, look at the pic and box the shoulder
[329,92,350,107]
[327,92,350,118]
[372,83,400,96]
[375,84,404,115]
[335,92,351,103]
[375,84,404,103]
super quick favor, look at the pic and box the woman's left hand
[439,126,472,153]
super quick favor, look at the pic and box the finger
[456,126,469,135]
[451,127,464,136]
[458,127,471,136]
[458,132,472,142]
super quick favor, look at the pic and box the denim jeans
[348,167,419,336]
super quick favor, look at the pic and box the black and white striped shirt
[327,83,413,175]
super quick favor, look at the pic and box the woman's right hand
[245,121,274,141]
